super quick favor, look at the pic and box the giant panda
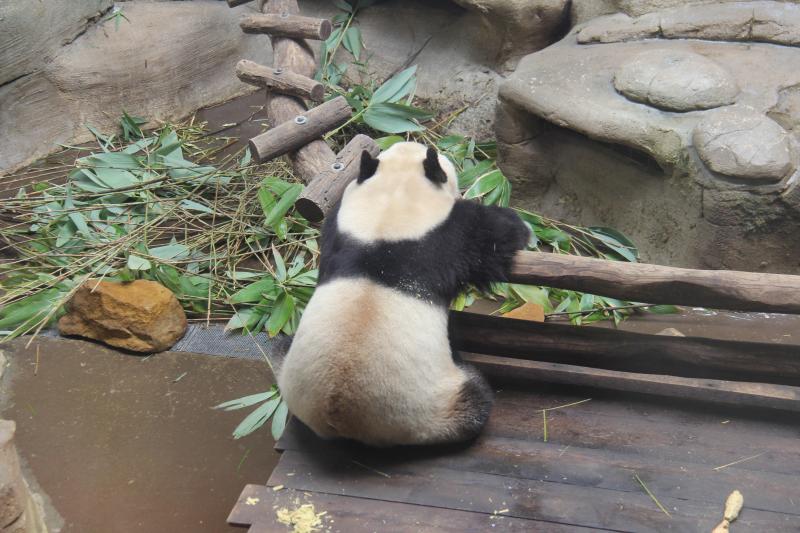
[277,141,530,447]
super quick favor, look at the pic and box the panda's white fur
[277,141,529,447]
[337,142,460,242]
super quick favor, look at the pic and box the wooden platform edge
[464,352,800,412]
[450,311,800,386]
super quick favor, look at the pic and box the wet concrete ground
[1,337,278,533]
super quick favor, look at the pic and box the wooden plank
[248,96,351,162]
[261,0,336,179]
[465,353,800,412]
[510,251,800,314]
[236,59,324,101]
[229,485,585,532]
[278,381,800,479]
[295,134,379,222]
[450,311,800,386]
[240,13,332,40]
[277,419,800,518]
[268,449,797,532]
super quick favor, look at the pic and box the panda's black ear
[358,151,379,183]
[423,146,447,185]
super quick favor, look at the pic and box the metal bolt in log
[248,95,352,163]
[226,0,252,7]
[295,135,379,222]
[240,13,332,40]
[236,59,325,102]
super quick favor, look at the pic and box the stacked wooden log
[229,0,377,222]
[228,0,800,413]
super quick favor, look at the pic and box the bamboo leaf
[232,397,281,439]
[229,278,278,304]
[267,293,294,337]
[271,399,289,440]
[342,26,362,60]
[127,254,152,271]
[265,183,303,228]
[371,65,417,104]
[214,389,278,411]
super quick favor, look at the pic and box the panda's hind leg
[439,364,493,444]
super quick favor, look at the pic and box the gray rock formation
[451,0,570,70]
[0,1,272,173]
[613,50,739,111]
[0,421,48,533]
[693,107,794,181]
[498,1,800,272]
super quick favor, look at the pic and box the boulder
[58,280,187,353]
[497,4,800,273]
[613,49,739,111]
[693,108,794,181]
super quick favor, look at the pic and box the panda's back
[278,277,466,445]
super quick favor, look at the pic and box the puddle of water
[1,336,278,533]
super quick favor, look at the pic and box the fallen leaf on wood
[503,303,545,322]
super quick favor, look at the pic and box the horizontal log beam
[240,13,332,40]
[236,60,324,102]
[450,311,800,386]
[249,95,352,163]
[466,353,800,413]
[509,251,800,314]
[295,135,379,222]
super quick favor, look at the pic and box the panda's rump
[278,278,467,444]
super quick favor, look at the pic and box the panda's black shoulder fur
[318,199,530,306]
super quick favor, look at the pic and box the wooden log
[260,0,336,179]
[450,311,800,386]
[509,251,800,314]
[248,96,351,163]
[240,13,332,40]
[236,59,324,102]
[226,0,252,7]
[295,135,379,222]
[465,353,800,412]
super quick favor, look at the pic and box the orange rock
[502,302,545,322]
[58,279,187,353]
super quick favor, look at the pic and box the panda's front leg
[466,203,531,286]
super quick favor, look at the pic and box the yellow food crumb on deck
[273,485,285,491]
[245,497,260,506]
[276,502,326,533]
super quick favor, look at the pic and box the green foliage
[0,116,319,340]
[213,386,290,440]
[317,3,431,136]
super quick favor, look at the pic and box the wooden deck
[228,381,800,532]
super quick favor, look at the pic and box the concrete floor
[0,336,279,533]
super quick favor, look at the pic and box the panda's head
[357,142,460,198]
[337,142,460,242]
